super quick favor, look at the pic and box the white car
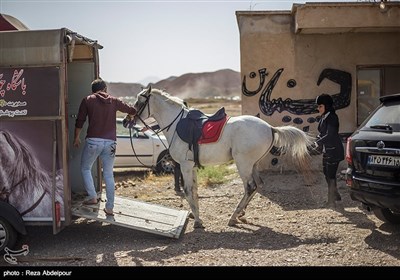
[115,118,174,173]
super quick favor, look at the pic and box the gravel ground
[2,167,400,268]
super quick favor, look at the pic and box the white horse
[132,87,313,228]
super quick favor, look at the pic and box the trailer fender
[0,201,27,235]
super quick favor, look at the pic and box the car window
[363,102,400,131]
[116,121,129,136]
[116,121,148,138]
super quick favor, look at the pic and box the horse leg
[237,190,258,223]
[181,164,204,228]
[237,168,264,223]
[228,160,264,226]
[173,162,184,194]
[228,178,258,226]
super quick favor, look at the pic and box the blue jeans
[81,138,116,210]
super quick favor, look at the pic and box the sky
[1,0,353,84]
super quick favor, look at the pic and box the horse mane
[1,130,63,212]
[150,88,186,107]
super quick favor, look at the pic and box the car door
[115,120,155,168]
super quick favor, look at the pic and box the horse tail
[271,126,314,173]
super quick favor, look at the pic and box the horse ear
[146,85,152,95]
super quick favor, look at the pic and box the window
[356,66,400,126]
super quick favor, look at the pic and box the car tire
[372,207,400,224]
[0,217,18,253]
[155,150,174,174]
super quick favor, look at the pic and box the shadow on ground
[8,219,337,266]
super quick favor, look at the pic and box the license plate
[367,155,400,167]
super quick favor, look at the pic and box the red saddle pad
[198,115,230,144]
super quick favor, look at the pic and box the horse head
[133,86,153,124]
[133,86,186,130]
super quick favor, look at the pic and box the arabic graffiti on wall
[242,67,352,166]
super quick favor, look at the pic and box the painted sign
[0,67,60,117]
[0,66,64,219]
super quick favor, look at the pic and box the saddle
[176,107,226,167]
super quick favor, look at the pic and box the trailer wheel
[0,217,17,253]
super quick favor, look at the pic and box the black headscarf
[316,94,334,113]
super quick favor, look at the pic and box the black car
[346,93,400,224]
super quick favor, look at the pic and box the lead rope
[128,107,186,168]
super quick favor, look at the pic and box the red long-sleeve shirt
[75,91,136,141]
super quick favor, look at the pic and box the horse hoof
[326,201,336,210]
[194,221,205,228]
[238,216,248,223]
[328,201,344,213]
[238,212,245,218]
[228,219,238,226]
[174,190,184,197]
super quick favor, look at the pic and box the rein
[156,108,185,134]
[132,91,187,169]
[149,108,185,154]
[136,92,186,141]
[0,176,47,216]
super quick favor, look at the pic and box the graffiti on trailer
[242,68,352,116]
[3,245,29,265]
[0,69,27,97]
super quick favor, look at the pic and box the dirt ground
[3,165,400,268]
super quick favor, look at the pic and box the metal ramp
[71,195,189,239]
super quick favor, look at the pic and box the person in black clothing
[314,94,344,208]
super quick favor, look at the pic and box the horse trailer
[0,28,188,254]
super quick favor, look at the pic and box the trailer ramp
[72,195,189,239]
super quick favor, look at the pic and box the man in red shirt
[74,78,136,216]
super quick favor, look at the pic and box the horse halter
[0,176,47,216]
[135,92,151,126]
[136,91,185,134]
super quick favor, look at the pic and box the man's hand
[73,138,81,148]
[308,142,322,155]
[73,127,82,148]
[123,114,136,128]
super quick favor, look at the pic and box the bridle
[135,92,186,135]
[0,176,47,216]
[125,91,185,171]
[135,92,151,123]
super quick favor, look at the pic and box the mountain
[106,69,241,99]
[139,75,161,85]
[105,82,143,99]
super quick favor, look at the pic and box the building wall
[236,3,400,171]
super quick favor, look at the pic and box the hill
[106,69,241,99]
